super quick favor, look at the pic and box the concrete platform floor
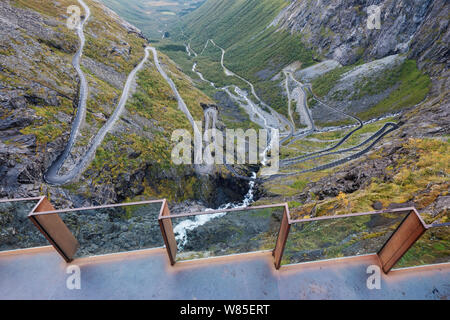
[0,247,448,300]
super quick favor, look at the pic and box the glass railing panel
[172,206,285,261]
[58,201,164,258]
[393,225,450,269]
[0,199,46,251]
[282,212,409,266]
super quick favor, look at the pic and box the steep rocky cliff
[0,0,250,208]
[272,0,448,71]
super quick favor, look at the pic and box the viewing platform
[0,197,448,300]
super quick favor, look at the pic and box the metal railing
[391,221,450,270]
[158,203,288,264]
[272,207,441,273]
[0,197,447,273]
[28,199,166,262]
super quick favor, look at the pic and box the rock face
[272,0,448,69]
[0,0,77,198]
[0,200,48,251]
[61,202,165,258]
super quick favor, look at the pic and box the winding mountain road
[281,122,398,168]
[182,36,399,182]
[206,39,293,138]
[284,72,296,130]
[280,87,364,166]
[149,47,203,166]
[45,1,152,185]
[283,70,316,137]
[44,0,90,185]
[288,71,316,132]
[274,86,399,177]
[186,40,198,58]
[268,121,398,180]
[192,63,215,88]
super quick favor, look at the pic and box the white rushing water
[150,50,259,247]
[174,172,257,247]
[174,107,257,248]
[172,37,286,247]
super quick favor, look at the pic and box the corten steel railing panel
[28,197,79,262]
[158,199,177,265]
[29,199,165,261]
[391,221,449,270]
[273,204,290,270]
[0,197,48,252]
[159,204,286,264]
[377,209,427,273]
[277,208,413,270]
[5,195,445,274]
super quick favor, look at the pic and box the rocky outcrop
[0,200,47,250]
[0,0,79,198]
[272,0,448,72]
[278,141,402,204]
[408,0,449,76]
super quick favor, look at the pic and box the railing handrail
[0,196,43,203]
[288,207,418,224]
[159,203,289,220]
[426,222,450,228]
[28,199,166,216]
[3,196,446,273]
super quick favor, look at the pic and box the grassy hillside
[180,0,314,78]
[3,0,212,203]
[163,0,315,117]
[311,59,431,121]
[180,0,286,49]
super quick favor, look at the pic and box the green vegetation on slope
[181,0,286,50]
[82,49,212,202]
[311,59,431,120]
[282,213,406,265]
[311,65,355,98]
[9,0,80,147]
[359,60,431,120]
[167,0,314,118]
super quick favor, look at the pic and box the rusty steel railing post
[28,197,79,262]
[377,209,427,274]
[158,199,177,265]
[273,203,291,270]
